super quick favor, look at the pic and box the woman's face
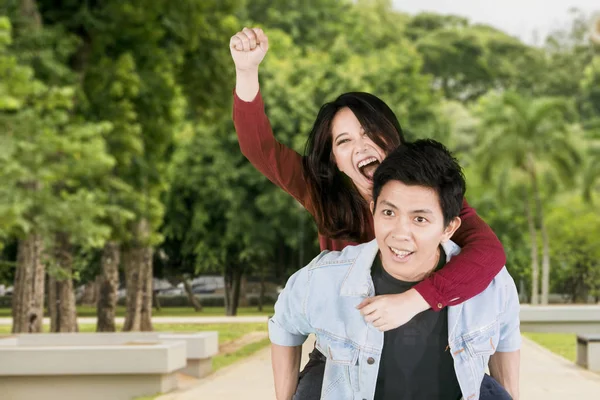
[331,107,386,201]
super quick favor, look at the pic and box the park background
[0,0,599,393]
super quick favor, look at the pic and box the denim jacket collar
[339,239,379,298]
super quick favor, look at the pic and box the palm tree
[582,124,600,203]
[475,91,581,304]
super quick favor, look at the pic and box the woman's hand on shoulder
[230,27,269,72]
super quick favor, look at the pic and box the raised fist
[230,27,269,71]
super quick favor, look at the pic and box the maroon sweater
[233,90,506,310]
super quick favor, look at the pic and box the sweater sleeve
[413,198,506,310]
[232,89,311,209]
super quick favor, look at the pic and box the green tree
[408,12,543,100]
[0,14,114,332]
[475,91,581,304]
[546,196,600,302]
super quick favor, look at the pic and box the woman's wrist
[235,68,260,102]
[407,288,430,314]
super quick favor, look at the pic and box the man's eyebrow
[379,200,398,209]
[411,209,433,214]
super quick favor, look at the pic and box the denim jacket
[269,239,521,400]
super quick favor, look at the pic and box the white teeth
[390,247,412,257]
[358,157,378,168]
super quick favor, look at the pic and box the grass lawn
[0,322,267,344]
[0,305,274,318]
[523,332,577,362]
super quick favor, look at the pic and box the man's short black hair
[372,139,466,226]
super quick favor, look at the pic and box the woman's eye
[337,139,349,145]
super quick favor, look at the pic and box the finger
[364,312,380,323]
[242,27,257,50]
[356,296,376,310]
[359,303,378,316]
[236,32,251,52]
[372,318,386,328]
[230,35,243,51]
[254,28,269,52]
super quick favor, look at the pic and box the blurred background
[0,0,599,336]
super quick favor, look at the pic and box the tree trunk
[258,274,265,312]
[537,202,551,305]
[79,281,98,306]
[122,246,142,331]
[223,269,232,314]
[140,247,153,332]
[153,289,162,311]
[123,219,153,332]
[96,241,120,332]
[48,234,78,332]
[528,153,550,305]
[524,188,540,305]
[183,279,202,311]
[239,276,248,307]
[12,234,45,333]
[226,268,243,316]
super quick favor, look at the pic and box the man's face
[371,180,461,281]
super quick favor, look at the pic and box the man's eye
[414,216,428,223]
[383,210,394,217]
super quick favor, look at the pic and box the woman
[230,27,506,398]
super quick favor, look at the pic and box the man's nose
[392,219,412,240]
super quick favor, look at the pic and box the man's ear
[370,201,375,215]
[442,217,461,242]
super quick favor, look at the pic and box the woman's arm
[231,28,311,208]
[414,198,506,309]
[233,89,310,207]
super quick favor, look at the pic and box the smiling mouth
[389,246,414,261]
[357,157,380,181]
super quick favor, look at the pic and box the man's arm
[272,344,302,400]
[269,262,318,399]
[489,350,520,399]
[493,270,522,398]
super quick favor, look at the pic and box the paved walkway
[158,335,600,400]
[0,316,269,326]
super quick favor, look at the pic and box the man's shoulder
[308,240,377,270]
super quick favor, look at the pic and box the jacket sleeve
[269,267,313,347]
[233,90,312,210]
[497,270,522,352]
[414,198,507,309]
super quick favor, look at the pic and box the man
[269,139,521,400]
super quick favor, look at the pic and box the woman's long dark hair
[302,92,405,241]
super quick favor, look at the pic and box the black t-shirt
[372,248,462,400]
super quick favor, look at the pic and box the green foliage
[0,17,114,257]
[546,196,600,301]
[1,2,599,305]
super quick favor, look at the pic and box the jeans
[293,349,513,400]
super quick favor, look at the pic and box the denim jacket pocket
[464,321,500,357]
[317,335,361,398]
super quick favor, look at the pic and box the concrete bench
[520,305,600,333]
[0,338,185,400]
[11,331,219,378]
[0,331,219,400]
[576,334,600,372]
